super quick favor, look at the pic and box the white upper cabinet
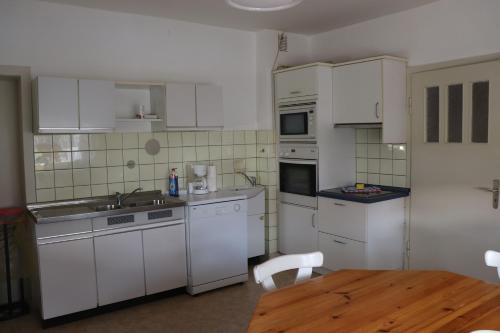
[165,82,197,128]
[34,77,79,132]
[196,84,223,127]
[332,57,407,143]
[275,66,318,100]
[78,79,115,131]
[333,60,382,124]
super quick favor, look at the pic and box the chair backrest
[485,250,500,279]
[253,252,324,291]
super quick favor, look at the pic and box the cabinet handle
[311,213,316,228]
[259,215,264,221]
[375,102,380,119]
[290,90,301,95]
[334,239,347,245]
[334,202,346,207]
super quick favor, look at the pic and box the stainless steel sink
[94,204,122,211]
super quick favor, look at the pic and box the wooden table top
[248,270,500,333]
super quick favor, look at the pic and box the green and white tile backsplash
[33,130,279,254]
[355,128,408,187]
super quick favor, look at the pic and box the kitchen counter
[317,185,410,203]
[178,186,265,206]
[27,191,186,224]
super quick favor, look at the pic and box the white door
[36,76,79,131]
[278,202,317,254]
[195,84,223,127]
[143,224,187,294]
[410,59,500,282]
[38,238,97,319]
[78,79,115,130]
[333,60,382,124]
[94,231,145,305]
[165,83,196,127]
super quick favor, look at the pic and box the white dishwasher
[186,199,248,294]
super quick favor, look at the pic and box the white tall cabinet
[164,82,223,128]
[78,79,115,130]
[332,57,407,143]
[34,76,115,133]
[34,77,79,132]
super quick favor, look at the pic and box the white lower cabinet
[279,202,318,254]
[94,231,146,306]
[318,197,405,271]
[143,224,187,294]
[38,237,97,319]
[247,191,265,258]
[318,233,365,271]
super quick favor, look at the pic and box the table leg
[3,224,12,316]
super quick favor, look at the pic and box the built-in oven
[278,144,318,209]
[278,100,316,142]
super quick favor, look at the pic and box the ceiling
[39,0,439,35]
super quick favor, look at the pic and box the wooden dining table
[248,270,500,333]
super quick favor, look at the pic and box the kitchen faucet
[115,187,143,206]
[237,172,257,187]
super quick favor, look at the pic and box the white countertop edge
[177,186,265,206]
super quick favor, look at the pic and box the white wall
[256,30,310,129]
[0,0,257,129]
[310,0,500,66]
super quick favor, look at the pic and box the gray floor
[0,267,299,333]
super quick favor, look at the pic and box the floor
[1,266,301,333]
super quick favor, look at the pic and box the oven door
[279,159,317,208]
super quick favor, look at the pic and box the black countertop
[317,185,410,204]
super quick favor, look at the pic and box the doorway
[409,59,500,282]
[0,76,24,207]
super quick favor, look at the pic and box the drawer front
[319,232,365,271]
[318,197,366,242]
[36,219,92,239]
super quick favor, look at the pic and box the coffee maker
[192,165,208,195]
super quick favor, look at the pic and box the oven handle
[279,159,317,165]
[279,108,313,114]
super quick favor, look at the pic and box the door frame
[0,65,34,203]
[406,52,500,269]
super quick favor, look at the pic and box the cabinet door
[275,67,318,100]
[248,214,265,258]
[196,84,223,127]
[143,224,187,295]
[35,77,79,131]
[165,83,196,127]
[38,238,97,319]
[333,60,382,124]
[278,203,317,254]
[79,79,115,130]
[247,191,265,216]
[94,231,145,305]
[319,232,365,271]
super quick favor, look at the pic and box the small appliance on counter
[192,165,208,195]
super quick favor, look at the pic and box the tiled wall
[355,128,408,187]
[33,130,278,254]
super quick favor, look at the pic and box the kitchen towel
[207,165,217,192]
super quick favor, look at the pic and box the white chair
[485,250,500,279]
[253,251,324,291]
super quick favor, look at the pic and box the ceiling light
[225,0,303,12]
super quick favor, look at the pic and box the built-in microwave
[278,101,316,142]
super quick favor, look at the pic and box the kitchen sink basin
[94,199,167,212]
[94,204,122,211]
[127,199,167,207]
